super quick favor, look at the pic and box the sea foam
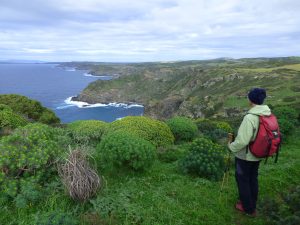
[62,96,144,109]
[83,73,113,79]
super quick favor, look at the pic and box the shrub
[0,123,62,205]
[166,117,198,142]
[52,127,73,149]
[90,190,142,224]
[68,120,107,145]
[38,109,60,124]
[284,185,300,214]
[0,94,60,124]
[0,104,12,111]
[259,185,300,225]
[214,121,233,133]
[195,119,232,143]
[97,131,156,171]
[273,106,298,135]
[0,105,27,130]
[179,137,225,181]
[104,116,174,148]
[34,211,78,225]
[157,145,188,163]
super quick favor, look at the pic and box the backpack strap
[246,112,260,155]
[274,135,282,163]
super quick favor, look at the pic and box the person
[228,88,270,216]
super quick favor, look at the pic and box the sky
[0,0,299,62]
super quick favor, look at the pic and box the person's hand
[228,133,234,144]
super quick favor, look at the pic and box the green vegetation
[104,116,174,147]
[67,120,107,145]
[0,104,28,131]
[0,94,60,125]
[273,106,299,136]
[97,131,156,171]
[0,113,299,224]
[34,211,79,225]
[72,57,300,120]
[195,119,232,143]
[166,116,198,142]
[0,123,63,207]
[158,144,189,163]
[259,185,300,225]
[179,137,225,181]
[1,58,300,224]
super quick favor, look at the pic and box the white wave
[127,104,144,108]
[56,104,75,109]
[63,96,144,109]
[116,117,124,120]
[65,68,76,71]
[83,73,113,79]
[83,72,95,77]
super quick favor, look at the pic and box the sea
[0,63,144,123]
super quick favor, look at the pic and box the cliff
[73,57,300,119]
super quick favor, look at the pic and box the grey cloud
[0,0,299,61]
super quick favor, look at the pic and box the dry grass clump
[58,149,101,202]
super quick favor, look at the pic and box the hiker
[227,88,270,216]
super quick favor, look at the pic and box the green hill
[72,57,300,119]
[1,94,299,224]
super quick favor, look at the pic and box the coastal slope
[73,57,300,119]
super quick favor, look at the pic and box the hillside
[71,57,300,119]
[1,93,299,225]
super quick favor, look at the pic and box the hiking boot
[235,201,257,217]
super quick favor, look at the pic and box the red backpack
[248,113,281,162]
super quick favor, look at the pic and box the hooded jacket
[228,105,271,161]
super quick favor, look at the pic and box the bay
[0,63,143,123]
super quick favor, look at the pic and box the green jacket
[228,105,271,161]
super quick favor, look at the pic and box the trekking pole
[219,133,234,204]
[219,150,232,205]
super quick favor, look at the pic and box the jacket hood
[248,105,271,116]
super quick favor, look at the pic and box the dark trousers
[235,157,260,214]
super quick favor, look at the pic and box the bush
[97,131,156,171]
[68,120,107,145]
[104,116,174,148]
[90,190,142,224]
[157,145,188,163]
[0,94,60,125]
[259,185,300,225]
[166,117,198,142]
[0,123,62,205]
[214,121,233,133]
[34,211,79,225]
[284,186,300,215]
[38,109,60,124]
[179,137,225,181]
[273,106,298,135]
[0,104,12,111]
[0,105,27,130]
[195,119,232,143]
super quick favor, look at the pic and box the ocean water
[0,63,144,123]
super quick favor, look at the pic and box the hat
[248,88,266,105]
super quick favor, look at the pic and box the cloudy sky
[0,0,299,62]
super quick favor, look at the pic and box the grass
[237,63,300,72]
[224,96,249,108]
[1,129,299,225]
